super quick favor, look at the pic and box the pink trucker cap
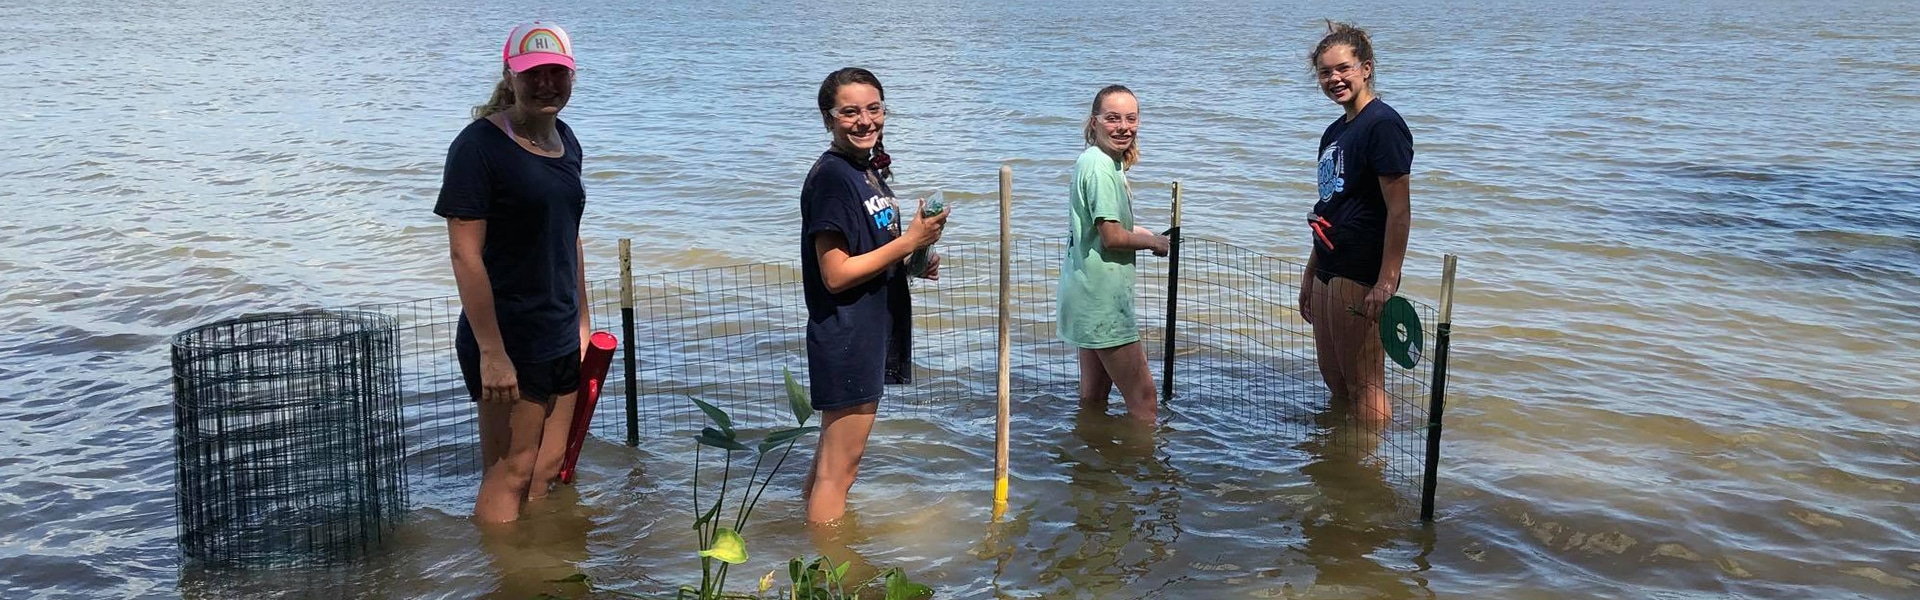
[502,22,575,73]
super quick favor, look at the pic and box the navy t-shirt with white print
[800,151,912,411]
[1313,99,1413,287]
[433,117,585,364]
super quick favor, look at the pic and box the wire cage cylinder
[170,310,409,568]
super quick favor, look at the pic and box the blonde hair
[471,69,514,120]
[1083,85,1140,170]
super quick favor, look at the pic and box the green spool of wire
[1380,295,1423,369]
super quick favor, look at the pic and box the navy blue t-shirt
[434,117,585,363]
[1313,99,1413,287]
[800,151,912,411]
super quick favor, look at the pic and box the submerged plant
[549,368,932,600]
[680,368,821,600]
[780,556,933,600]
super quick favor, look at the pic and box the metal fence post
[1420,254,1458,521]
[620,238,639,447]
[1160,181,1183,403]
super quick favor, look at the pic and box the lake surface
[3,0,1918,597]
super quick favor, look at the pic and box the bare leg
[1094,341,1158,424]
[806,402,879,523]
[1309,276,1350,409]
[1327,277,1390,430]
[479,400,512,470]
[1076,348,1115,411]
[529,390,579,499]
[475,395,552,523]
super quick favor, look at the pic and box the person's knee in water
[799,67,948,523]
[1300,21,1414,430]
[438,21,590,523]
[1058,85,1169,424]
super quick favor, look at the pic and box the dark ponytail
[816,67,893,181]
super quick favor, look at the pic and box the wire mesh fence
[170,310,409,567]
[353,233,1451,519]
[1172,237,1443,511]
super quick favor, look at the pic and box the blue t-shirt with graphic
[800,151,912,411]
[1313,99,1412,287]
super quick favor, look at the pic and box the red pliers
[1308,213,1336,250]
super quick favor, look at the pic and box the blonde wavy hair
[1083,85,1140,170]
[471,68,514,120]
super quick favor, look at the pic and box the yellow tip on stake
[992,476,1009,520]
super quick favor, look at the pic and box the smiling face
[1315,44,1372,109]
[1089,90,1139,156]
[509,64,574,117]
[824,82,885,153]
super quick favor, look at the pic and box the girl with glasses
[1300,21,1414,429]
[1059,85,1171,426]
[799,67,951,523]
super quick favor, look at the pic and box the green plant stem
[694,446,710,599]
[702,446,710,530]
[739,441,799,529]
[699,556,713,599]
[716,452,732,542]
[734,451,767,530]
[712,452,734,596]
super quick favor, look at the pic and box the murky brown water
[4,0,1919,597]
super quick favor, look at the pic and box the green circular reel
[1380,295,1423,369]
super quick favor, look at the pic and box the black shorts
[458,346,581,402]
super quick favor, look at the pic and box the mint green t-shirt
[1058,146,1139,349]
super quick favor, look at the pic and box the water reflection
[1295,411,1433,599]
[1028,410,1187,595]
[477,488,594,599]
[807,512,885,589]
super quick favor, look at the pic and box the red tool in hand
[560,331,617,485]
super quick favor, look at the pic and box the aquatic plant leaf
[695,500,721,530]
[831,559,851,582]
[690,396,735,434]
[758,426,820,454]
[698,527,749,564]
[697,427,746,451]
[784,368,813,425]
[544,573,590,584]
[884,569,934,600]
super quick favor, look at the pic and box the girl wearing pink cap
[434,22,588,523]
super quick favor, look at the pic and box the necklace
[504,115,554,149]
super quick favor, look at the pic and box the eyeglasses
[1097,112,1139,125]
[826,103,888,122]
[1317,62,1362,80]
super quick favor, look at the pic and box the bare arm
[1373,173,1411,295]
[449,217,521,403]
[814,203,949,294]
[449,218,507,356]
[1095,219,1168,254]
[1299,246,1320,323]
[576,237,590,353]
[1359,173,1412,320]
